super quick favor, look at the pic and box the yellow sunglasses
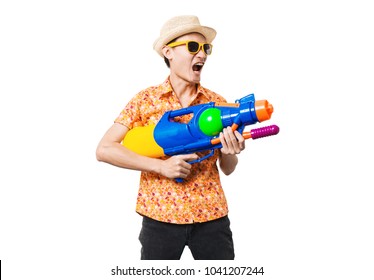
[167,40,213,55]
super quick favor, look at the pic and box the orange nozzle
[255,100,274,122]
[242,132,252,139]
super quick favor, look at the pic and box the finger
[234,131,246,150]
[224,127,239,151]
[228,127,246,154]
[178,153,199,162]
[176,166,189,177]
[172,158,192,171]
[234,130,245,141]
[229,129,240,146]
[219,131,228,149]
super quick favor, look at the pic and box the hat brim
[153,25,216,57]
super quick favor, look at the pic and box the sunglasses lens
[187,41,200,53]
[186,41,212,55]
[204,44,212,55]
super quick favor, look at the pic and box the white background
[1,0,373,279]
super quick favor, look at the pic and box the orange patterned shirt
[115,77,229,224]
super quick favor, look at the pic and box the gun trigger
[189,149,214,164]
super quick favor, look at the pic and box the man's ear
[162,45,172,60]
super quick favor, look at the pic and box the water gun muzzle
[255,100,274,122]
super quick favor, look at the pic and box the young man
[96,15,245,260]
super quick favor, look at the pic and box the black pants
[139,215,235,260]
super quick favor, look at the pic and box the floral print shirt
[115,77,229,224]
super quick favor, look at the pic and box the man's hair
[164,56,170,68]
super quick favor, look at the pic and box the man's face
[166,33,209,84]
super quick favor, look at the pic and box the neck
[169,75,198,107]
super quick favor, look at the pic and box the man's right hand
[159,154,199,179]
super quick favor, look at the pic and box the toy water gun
[122,94,279,164]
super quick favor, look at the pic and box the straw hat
[153,15,217,57]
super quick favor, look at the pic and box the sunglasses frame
[167,40,213,55]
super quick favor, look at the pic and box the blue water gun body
[122,93,279,165]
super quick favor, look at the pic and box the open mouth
[192,62,204,72]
